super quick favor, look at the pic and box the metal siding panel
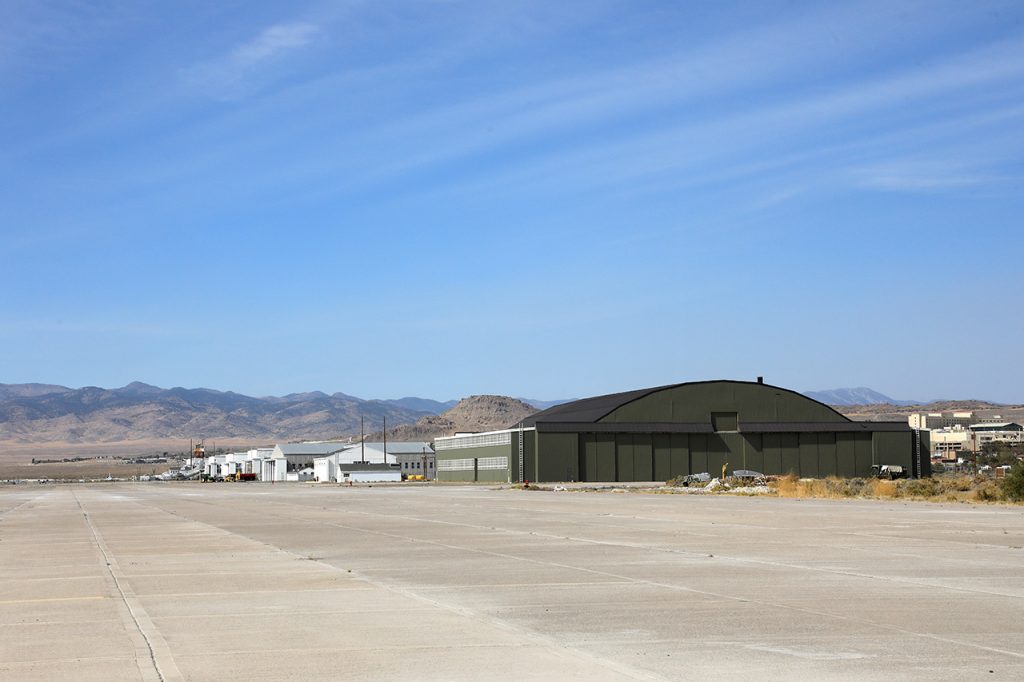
[875,431,913,472]
[670,434,690,477]
[818,432,837,477]
[743,434,764,473]
[596,435,616,481]
[616,433,635,482]
[780,433,800,475]
[525,430,537,482]
[476,468,508,483]
[716,433,742,476]
[763,433,782,474]
[799,433,819,477]
[836,434,857,477]
[537,432,578,482]
[582,435,598,482]
[653,434,672,481]
[690,434,708,474]
[854,432,873,475]
[438,441,511,482]
[634,434,653,481]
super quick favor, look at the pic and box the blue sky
[2,0,1023,403]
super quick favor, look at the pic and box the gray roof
[379,441,433,454]
[275,442,351,456]
[970,422,1022,431]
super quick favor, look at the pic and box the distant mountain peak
[117,381,164,394]
[803,387,918,407]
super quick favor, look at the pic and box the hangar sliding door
[763,433,782,474]
[670,434,690,478]
[836,434,857,478]
[706,434,730,478]
[580,434,615,482]
[633,434,653,481]
[854,433,873,476]
[653,435,672,481]
[799,433,819,478]
[817,433,837,477]
[690,434,708,475]
[616,434,635,482]
[780,434,800,475]
[742,434,764,473]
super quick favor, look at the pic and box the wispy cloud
[853,160,1009,192]
[180,22,321,98]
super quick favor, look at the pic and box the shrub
[775,473,800,497]
[867,478,897,498]
[975,480,1006,503]
[1002,463,1024,502]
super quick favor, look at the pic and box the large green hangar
[435,379,925,482]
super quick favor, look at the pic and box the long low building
[435,379,926,482]
[313,442,434,482]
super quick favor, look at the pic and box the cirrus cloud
[180,22,321,99]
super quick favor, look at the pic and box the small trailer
[871,464,908,480]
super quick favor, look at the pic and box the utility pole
[383,415,387,467]
[360,416,365,464]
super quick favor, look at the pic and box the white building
[312,442,432,482]
[273,442,353,471]
[261,457,288,482]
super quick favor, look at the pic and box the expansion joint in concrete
[72,492,182,682]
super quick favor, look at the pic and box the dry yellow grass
[867,478,898,498]
[769,473,1021,505]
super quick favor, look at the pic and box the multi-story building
[970,423,1024,451]
[908,411,1006,430]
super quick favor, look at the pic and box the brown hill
[0,382,432,445]
[374,395,537,442]
[836,400,1024,423]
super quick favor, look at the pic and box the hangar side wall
[512,429,537,483]
[535,433,578,482]
[436,443,512,482]
[561,430,914,482]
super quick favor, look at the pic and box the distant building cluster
[908,411,1023,461]
[198,441,435,483]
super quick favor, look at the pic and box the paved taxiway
[1,484,1023,680]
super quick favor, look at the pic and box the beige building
[913,417,1023,460]
[908,411,1005,430]
[970,423,1024,451]
[927,428,972,461]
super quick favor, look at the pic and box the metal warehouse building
[435,379,926,482]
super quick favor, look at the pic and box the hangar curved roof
[517,380,853,429]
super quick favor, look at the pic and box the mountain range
[0,382,559,445]
[0,382,439,444]
[1,381,1011,446]
[802,387,919,406]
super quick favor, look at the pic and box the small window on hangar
[712,412,738,432]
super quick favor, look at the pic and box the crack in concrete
[72,491,181,682]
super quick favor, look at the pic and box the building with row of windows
[906,411,1023,460]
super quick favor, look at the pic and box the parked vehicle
[871,464,907,480]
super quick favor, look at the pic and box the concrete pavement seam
[72,490,182,682]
